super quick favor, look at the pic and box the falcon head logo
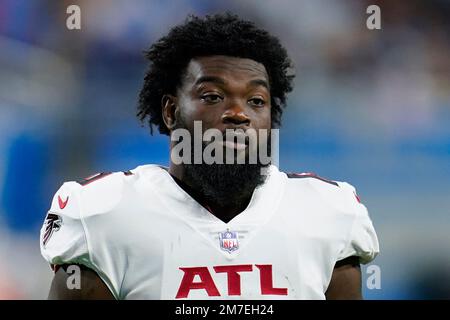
[42,213,63,247]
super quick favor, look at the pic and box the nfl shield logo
[219,230,239,253]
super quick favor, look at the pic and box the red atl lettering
[176,264,288,298]
[175,267,220,298]
[256,264,288,295]
[213,265,253,295]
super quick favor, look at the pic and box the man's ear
[162,94,179,132]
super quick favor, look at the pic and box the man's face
[168,56,273,207]
[177,55,271,140]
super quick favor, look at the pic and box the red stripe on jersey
[286,172,338,187]
[77,172,112,186]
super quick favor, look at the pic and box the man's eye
[201,94,223,104]
[249,98,265,107]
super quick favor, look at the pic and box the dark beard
[183,162,269,206]
[175,119,272,207]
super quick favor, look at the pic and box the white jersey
[40,165,379,300]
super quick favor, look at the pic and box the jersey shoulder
[284,171,362,213]
[49,164,169,221]
[284,170,379,264]
[49,165,159,219]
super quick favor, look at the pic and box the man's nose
[221,102,250,126]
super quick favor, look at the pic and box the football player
[41,13,378,300]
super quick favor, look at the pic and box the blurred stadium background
[0,0,449,299]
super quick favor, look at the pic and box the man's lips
[204,131,249,150]
[222,131,249,150]
[216,140,248,150]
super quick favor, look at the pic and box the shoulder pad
[51,170,133,219]
[75,171,128,218]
